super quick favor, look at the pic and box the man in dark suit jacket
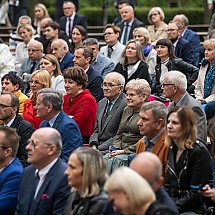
[0,93,35,167]
[0,127,23,215]
[130,152,178,214]
[162,71,207,142]
[117,5,144,45]
[36,89,82,162]
[15,127,70,215]
[51,39,74,72]
[90,72,127,154]
[173,14,201,67]
[167,21,194,65]
[59,1,87,38]
[74,46,103,102]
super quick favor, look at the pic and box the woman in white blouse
[15,24,35,70]
[40,54,66,94]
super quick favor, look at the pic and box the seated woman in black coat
[114,39,151,86]
[63,147,108,215]
[153,39,199,95]
[164,106,211,214]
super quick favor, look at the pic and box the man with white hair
[162,70,207,142]
[173,14,201,67]
[51,39,74,72]
[89,72,126,154]
[117,5,144,45]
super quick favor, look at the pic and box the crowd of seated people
[0,1,215,214]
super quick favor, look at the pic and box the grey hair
[174,14,189,26]
[18,15,32,24]
[148,7,165,24]
[125,79,151,100]
[140,101,167,123]
[105,72,125,87]
[83,38,99,49]
[57,39,69,51]
[48,128,62,156]
[163,70,187,92]
[37,88,63,111]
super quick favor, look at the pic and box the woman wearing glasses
[153,38,198,96]
[147,7,168,46]
[63,66,97,144]
[114,39,151,86]
[23,70,51,129]
[103,79,150,175]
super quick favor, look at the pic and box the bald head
[130,152,162,190]
[41,17,53,34]
[51,39,68,61]
[27,40,43,61]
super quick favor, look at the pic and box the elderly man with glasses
[89,72,126,154]
[162,70,207,143]
[15,127,70,215]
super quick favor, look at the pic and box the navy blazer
[117,18,144,43]
[10,114,35,167]
[86,66,104,102]
[174,37,194,65]
[40,111,83,162]
[0,158,23,215]
[182,28,201,67]
[60,13,87,31]
[15,158,70,215]
[60,51,74,73]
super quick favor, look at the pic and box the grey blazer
[89,94,126,154]
[17,57,41,82]
[168,92,207,142]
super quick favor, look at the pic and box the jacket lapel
[52,111,63,129]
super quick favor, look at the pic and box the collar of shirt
[35,158,58,181]
[48,112,61,127]
[181,28,187,37]
[67,12,76,21]
[124,19,133,27]
[173,39,179,49]
[175,92,187,106]
[5,115,16,127]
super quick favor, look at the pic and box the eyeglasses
[30,80,42,85]
[0,104,14,109]
[0,144,10,149]
[104,32,114,36]
[101,83,121,88]
[27,49,41,52]
[27,139,53,148]
[165,29,178,32]
[161,83,175,88]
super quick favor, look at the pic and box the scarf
[143,44,153,58]
[201,58,215,98]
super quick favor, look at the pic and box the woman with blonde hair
[23,70,51,129]
[164,106,211,214]
[103,79,151,174]
[63,147,108,215]
[195,38,215,108]
[15,24,35,70]
[133,27,157,80]
[104,167,156,215]
[147,7,168,46]
[40,54,66,94]
[114,39,151,85]
[32,3,50,34]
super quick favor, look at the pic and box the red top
[23,98,42,129]
[63,89,97,138]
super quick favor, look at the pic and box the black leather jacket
[153,58,199,95]
[164,140,212,214]
[63,190,108,215]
